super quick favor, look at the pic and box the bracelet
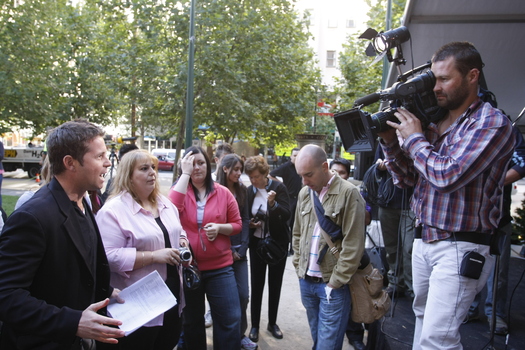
[141,252,145,268]
[151,251,154,264]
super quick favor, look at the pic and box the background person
[216,154,258,350]
[374,145,415,299]
[212,142,234,181]
[330,158,368,350]
[0,119,125,349]
[269,147,302,255]
[245,155,291,343]
[378,42,514,349]
[293,145,365,350]
[101,143,139,203]
[95,150,188,349]
[169,146,242,350]
[466,125,525,335]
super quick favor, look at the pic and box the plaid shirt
[381,99,515,242]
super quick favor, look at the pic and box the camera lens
[368,108,398,133]
[180,249,192,261]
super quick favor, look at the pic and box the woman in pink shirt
[169,146,242,350]
[96,150,188,350]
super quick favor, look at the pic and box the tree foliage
[0,0,320,146]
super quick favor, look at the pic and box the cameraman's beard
[436,78,469,111]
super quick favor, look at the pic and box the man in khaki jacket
[293,144,365,350]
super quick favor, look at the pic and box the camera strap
[155,217,177,279]
[309,189,341,263]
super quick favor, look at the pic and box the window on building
[328,19,338,28]
[346,19,355,28]
[326,51,336,67]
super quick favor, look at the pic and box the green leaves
[0,0,319,146]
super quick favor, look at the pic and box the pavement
[3,170,525,349]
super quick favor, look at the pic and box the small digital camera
[179,247,192,262]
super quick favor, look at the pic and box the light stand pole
[184,0,196,149]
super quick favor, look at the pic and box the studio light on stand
[359,26,410,68]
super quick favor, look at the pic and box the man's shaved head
[295,145,330,193]
[296,144,327,167]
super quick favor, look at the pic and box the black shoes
[267,324,283,339]
[249,324,284,341]
[249,327,259,342]
[350,340,366,350]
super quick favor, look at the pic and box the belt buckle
[308,275,323,283]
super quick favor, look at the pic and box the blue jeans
[299,278,350,350]
[232,258,249,336]
[183,266,241,350]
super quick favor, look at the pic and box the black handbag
[183,264,202,290]
[254,203,287,265]
[256,235,287,265]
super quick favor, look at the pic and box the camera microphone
[354,92,381,107]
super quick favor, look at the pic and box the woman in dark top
[216,154,257,349]
[244,155,291,343]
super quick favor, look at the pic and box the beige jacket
[292,174,365,288]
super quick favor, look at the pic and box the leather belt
[305,275,324,283]
[415,226,491,246]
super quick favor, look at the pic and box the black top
[270,161,302,199]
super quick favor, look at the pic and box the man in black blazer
[0,120,125,349]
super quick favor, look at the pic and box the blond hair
[110,149,160,205]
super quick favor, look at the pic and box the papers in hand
[107,270,177,335]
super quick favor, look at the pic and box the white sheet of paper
[107,270,177,335]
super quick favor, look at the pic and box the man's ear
[63,155,76,171]
[468,68,480,85]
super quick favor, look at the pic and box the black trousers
[249,237,287,327]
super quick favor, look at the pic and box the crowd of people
[0,40,522,350]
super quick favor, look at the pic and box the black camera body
[365,70,445,134]
[253,206,267,223]
[335,63,446,152]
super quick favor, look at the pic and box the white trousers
[412,239,494,350]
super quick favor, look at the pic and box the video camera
[334,27,446,152]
